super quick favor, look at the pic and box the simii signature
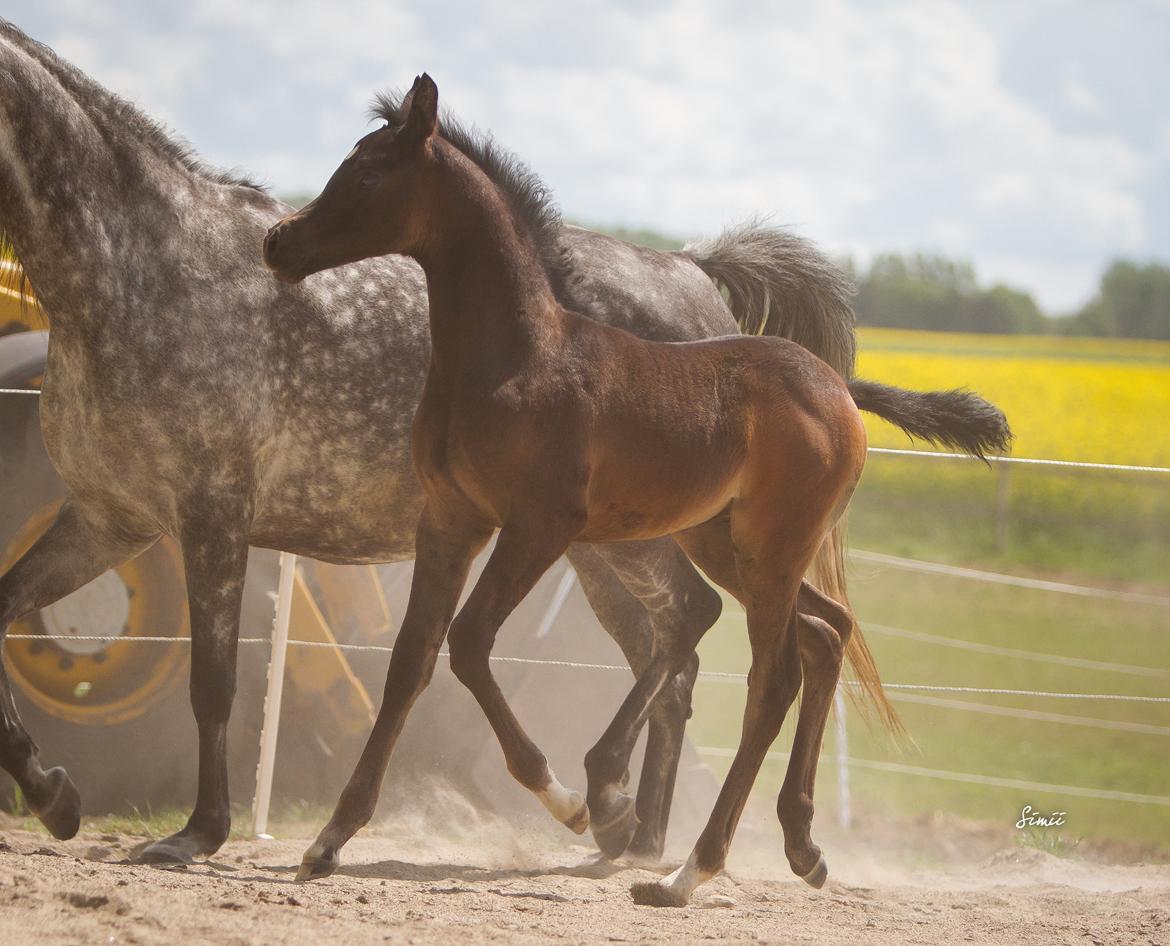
[1016,805,1067,829]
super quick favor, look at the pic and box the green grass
[850,456,1170,587]
[691,551,1170,853]
[850,328,1170,587]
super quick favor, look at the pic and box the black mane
[0,19,265,192]
[371,91,569,295]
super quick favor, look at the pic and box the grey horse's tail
[684,220,905,731]
[682,219,857,378]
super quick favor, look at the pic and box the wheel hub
[39,570,132,656]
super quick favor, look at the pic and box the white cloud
[6,0,1167,311]
[1064,79,1101,115]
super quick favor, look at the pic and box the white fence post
[834,684,852,830]
[535,564,577,639]
[251,551,297,839]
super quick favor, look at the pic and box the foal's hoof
[590,792,638,860]
[30,767,81,841]
[296,851,339,883]
[562,793,590,836]
[800,853,829,890]
[630,879,689,908]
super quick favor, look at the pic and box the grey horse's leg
[568,540,720,862]
[137,496,251,864]
[0,501,154,838]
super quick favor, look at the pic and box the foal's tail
[684,222,907,730]
[849,380,1013,461]
[844,380,1011,731]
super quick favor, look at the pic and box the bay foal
[264,75,1010,905]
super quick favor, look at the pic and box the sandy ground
[2,808,1169,946]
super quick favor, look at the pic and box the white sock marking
[658,851,713,903]
[534,768,583,823]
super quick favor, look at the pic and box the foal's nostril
[263,226,281,259]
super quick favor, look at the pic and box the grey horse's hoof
[800,853,829,889]
[296,852,339,883]
[622,823,665,869]
[30,767,81,841]
[590,791,638,860]
[136,837,196,866]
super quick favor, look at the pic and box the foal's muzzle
[262,222,305,283]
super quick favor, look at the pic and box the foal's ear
[401,73,439,143]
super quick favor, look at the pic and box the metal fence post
[834,684,852,830]
[251,551,297,839]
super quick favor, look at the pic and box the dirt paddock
[2,812,1168,946]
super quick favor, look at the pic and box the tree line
[845,253,1170,340]
[578,222,1168,340]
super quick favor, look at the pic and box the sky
[6,1,1170,313]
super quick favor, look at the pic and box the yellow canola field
[855,328,1170,467]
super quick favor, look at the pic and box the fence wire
[7,633,1169,706]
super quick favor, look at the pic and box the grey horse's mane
[0,19,265,194]
[371,90,571,297]
[0,19,268,301]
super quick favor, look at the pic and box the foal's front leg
[447,515,588,833]
[297,506,489,882]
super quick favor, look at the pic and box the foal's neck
[412,144,560,382]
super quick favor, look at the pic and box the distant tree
[957,285,1047,335]
[1072,260,1170,340]
[542,223,1170,340]
[854,253,1044,334]
[856,253,964,331]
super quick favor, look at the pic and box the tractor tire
[0,331,270,816]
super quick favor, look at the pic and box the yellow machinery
[0,256,384,809]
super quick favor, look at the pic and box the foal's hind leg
[632,590,805,907]
[676,518,854,889]
[633,499,825,907]
[447,515,589,833]
[298,505,489,882]
[777,584,852,888]
[570,540,720,862]
[0,501,153,840]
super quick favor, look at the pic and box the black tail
[682,220,857,378]
[849,380,1012,461]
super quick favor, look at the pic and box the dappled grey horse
[0,21,857,866]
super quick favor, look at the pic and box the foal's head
[263,74,440,283]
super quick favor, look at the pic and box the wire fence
[8,631,1170,705]
[2,383,1168,833]
[694,746,1170,808]
[6,386,1170,473]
